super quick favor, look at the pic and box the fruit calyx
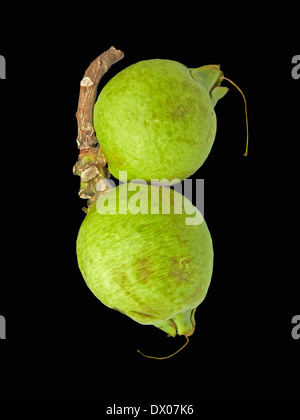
[190,64,228,107]
[191,65,249,156]
[155,308,196,337]
[137,308,196,359]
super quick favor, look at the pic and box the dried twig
[73,46,124,211]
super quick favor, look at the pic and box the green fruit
[93,59,228,183]
[76,183,213,337]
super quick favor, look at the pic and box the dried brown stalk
[73,46,124,211]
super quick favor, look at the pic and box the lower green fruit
[76,183,213,337]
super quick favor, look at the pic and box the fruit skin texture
[76,183,213,337]
[93,59,228,184]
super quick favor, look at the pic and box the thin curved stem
[137,335,189,360]
[221,77,249,156]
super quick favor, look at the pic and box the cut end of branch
[80,76,94,87]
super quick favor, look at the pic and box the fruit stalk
[73,46,124,210]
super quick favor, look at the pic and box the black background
[0,6,299,404]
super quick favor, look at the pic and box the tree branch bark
[73,46,124,211]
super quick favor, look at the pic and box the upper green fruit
[76,183,213,337]
[93,59,228,184]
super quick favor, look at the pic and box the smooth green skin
[94,60,228,184]
[76,183,213,337]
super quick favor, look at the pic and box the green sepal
[190,64,223,92]
[210,86,229,107]
[155,319,177,337]
[154,308,196,337]
[190,65,228,106]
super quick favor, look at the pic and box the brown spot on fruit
[136,257,153,284]
[169,104,187,121]
[169,257,192,284]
